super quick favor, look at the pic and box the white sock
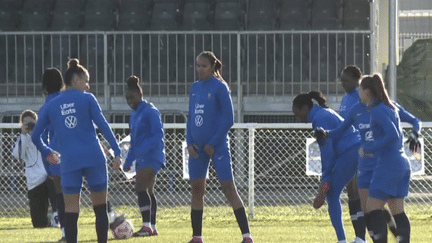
[337,240,347,243]
[193,236,203,240]
[142,222,151,228]
[61,227,65,237]
[242,233,252,238]
[108,211,116,223]
[152,224,157,230]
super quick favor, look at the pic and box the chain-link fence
[1,123,431,218]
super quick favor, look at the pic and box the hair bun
[67,58,80,69]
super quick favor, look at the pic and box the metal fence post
[248,124,255,219]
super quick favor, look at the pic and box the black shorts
[27,180,50,228]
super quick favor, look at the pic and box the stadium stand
[278,0,312,30]
[310,0,342,30]
[246,0,278,30]
[49,0,84,31]
[182,1,212,30]
[82,0,118,31]
[342,0,370,30]
[19,0,54,31]
[150,1,181,31]
[0,0,22,31]
[117,0,151,31]
[212,0,246,30]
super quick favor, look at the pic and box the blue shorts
[61,164,108,194]
[136,158,163,174]
[188,144,233,181]
[369,169,410,201]
[49,163,61,177]
[358,168,373,189]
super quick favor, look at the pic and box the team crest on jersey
[65,115,77,129]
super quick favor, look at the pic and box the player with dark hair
[358,74,411,243]
[292,91,360,243]
[40,67,66,239]
[113,75,166,237]
[32,59,122,243]
[12,110,55,228]
[186,51,253,243]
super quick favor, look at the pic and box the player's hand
[314,127,327,145]
[204,144,214,157]
[406,131,421,153]
[188,144,199,159]
[313,182,330,209]
[112,157,122,171]
[46,151,61,164]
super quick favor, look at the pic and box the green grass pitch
[1,205,431,242]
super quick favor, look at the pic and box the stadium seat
[50,0,84,31]
[150,1,181,31]
[20,0,55,31]
[342,0,370,30]
[212,0,245,30]
[82,0,118,31]
[246,0,277,30]
[0,0,22,31]
[182,1,212,30]
[310,0,342,30]
[117,0,150,30]
[279,0,312,30]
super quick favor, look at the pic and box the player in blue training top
[32,59,121,243]
[292,91,361,243]
[186,51,253,243]
[39,67,65,239]
[113,75,166,237]
[338,65,366,243]
[359,74,411,243]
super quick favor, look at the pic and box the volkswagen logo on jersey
[65,115,77,129]
[195,115,203,127]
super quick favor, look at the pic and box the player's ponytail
[126,75,143,95]
[64,58,89,86]
[360,74,395,109]
[308,91,328,108]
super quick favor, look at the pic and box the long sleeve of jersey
[124,141,136,167]
[363,107,399,153]
[88,94,121,157]
[136,108,164,156]
[327,108,356,140]
[186,89,195,146]
[207,84,234,147]
[31,108,53,159]
[395,102,422,133]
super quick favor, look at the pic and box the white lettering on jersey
[365,130,374,141]
[195,103,204,114]
[65,115,77,129]
[358,123,370,129]
[60,103,76,116]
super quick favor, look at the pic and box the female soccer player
[32,59,121,243]
[359,74,411,243]
[40,67,66,240]
[292,91,361,243]
[12,110,52,228]
[186,51,253,243]
[113,75,166,237]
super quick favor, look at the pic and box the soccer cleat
[132,225,154,237]
[152,228,158,236]
[57,236,66,242]
[241,236,254,243]
[109,214,127,230]
[188,236,204,243]
[349,236,366,243]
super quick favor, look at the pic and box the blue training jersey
[308,105,361,182]
[339,88,360,119]
[39,92,61,172]
[363,101,410,172]
[186,75,234,148]
[124,100,166,167]
[32,89,121,173]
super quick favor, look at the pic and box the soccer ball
[112,218,134,239]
